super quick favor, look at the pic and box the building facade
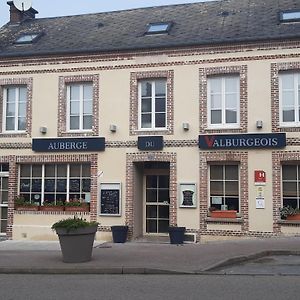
[0,0,300,242]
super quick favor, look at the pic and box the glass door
[145,175,170,234]
[0,173,8,235]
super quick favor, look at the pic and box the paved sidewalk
[0,237,300,274]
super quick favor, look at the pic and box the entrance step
[133,236,170,244]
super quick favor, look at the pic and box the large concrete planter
[55,225,98,263]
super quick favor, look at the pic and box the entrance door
[145,175,170,234]
[0,173,8,235]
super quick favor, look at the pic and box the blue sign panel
[199,133,286,150]
[32,137,105,152]
[138,136,163,151]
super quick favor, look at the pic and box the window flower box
[286,214,300,221]
[210,210,237,219]
[64,202,89,212]
[15,205,39,211]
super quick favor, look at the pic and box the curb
[202,250,300,272]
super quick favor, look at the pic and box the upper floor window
[3,86,27,132]
[138,79,166,130]
[207,75,240,129]
[279,72,300,126]
[67,83,93,132]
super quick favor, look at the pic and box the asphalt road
[1,274,299,300]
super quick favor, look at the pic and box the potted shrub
[64,200,89,212]
[280,206,300,220]
[111,225,129,243]
[52,216,98,263]
[40,200,64,212]
[14,195,39,211]
[168,225,186,244]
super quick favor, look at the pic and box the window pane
[158,190,169,202]
[283,109,295,122]
[6,103,15,116]
[20,165,30,177]
[83,116,92,129]
[155,113,166,128]
[5,118,14,131]
[19,87,27,102]
[283,182,297,197]
[45,165,55,177]
[146,189,157,202]
[225,94,237,109]
[83,100,93,114]
[211,110,222,124]
[210,165,223,180]
[18,117,26,130]
[209,78,222,93]
[282,91,295,106]
[32,165,42,177]
[226,109,237,123]
[83,84,93,99]
[69,85,80,100]
[146,220,157,233]
[225,182,239,195]
[225,165,238,180]
[283,198,297,208]
[57,165,67,177]
[44,179,55,192]
[155,98,166,112]
[158,220,169,233]
[146,205,157,218]
[141,82,152,97]
[70,116,79,129]
[82,164,91,177]
[159,206,169,218]
[225,77,238,93]
[225,197,239,211]
[70,165,81,177]
[155,80,166,97]
[211,94,222,109]
[147,176,157,188]
[281,74,294,90]
[56,179,67,192]
[282,165,297,180]
[18,103,26,116]
[141,114,151,128]
[210,181,223,195]
[70,101,80,114]
[141,98,151,113]
[159,176,169,188]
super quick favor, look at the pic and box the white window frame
[3,86,27,133]
[279,72,300,127]
[138,79,167,131]
[207,75,240,129]
[209,164,240,212]
[66,83,93,132]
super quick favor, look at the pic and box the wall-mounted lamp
[256,120,263,129]
[110,124,117,132]
[182,122,190,131]
[39,126,47,134]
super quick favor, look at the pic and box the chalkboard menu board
[179,183,197,208]
[100,183,121,216]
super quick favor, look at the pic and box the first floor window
[207,75,240,128]
[282,164,300,208]
[19,163,91,205]
[209,164,239,212]
[279,72,300,126]
[139,79,166,130]
[67,83,93,131]
[3,85,27,132]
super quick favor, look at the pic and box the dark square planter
[168,226,186,244]
[111,226,128,243]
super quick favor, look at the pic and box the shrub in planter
[52,216,98,263]
[280,206,300,220]
[40,200,64,211]
[14,195,39,211]
[64,201,89,212]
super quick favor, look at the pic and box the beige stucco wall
[1,41,300,241]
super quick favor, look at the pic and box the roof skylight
[15,33,42,44]
[280,10,300,22]
[146,22,172,34]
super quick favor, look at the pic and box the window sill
[206,217,243,224]
[278,219,300,225]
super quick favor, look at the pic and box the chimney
[7,1,38,24]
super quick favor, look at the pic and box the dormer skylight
[146,22,172,34]
[15,33,42,44]
[280,10,300,22]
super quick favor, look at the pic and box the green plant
[43,200,64,207]
[14,195,38,207]
[51,216,98,232]
[65,201,88,207]
[279,206,300,219]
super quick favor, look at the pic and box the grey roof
[0,0,300,58]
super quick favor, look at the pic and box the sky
[0,0,214,26]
